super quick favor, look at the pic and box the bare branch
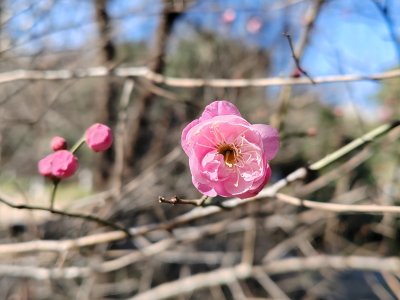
[0,121,397,254]
[0,195,131,237]
[271,0,326,131]
[0,66,399,87]
[129,255,400,300]
[0,264,90,280]
[284,32,315,83]
[158,195,209,206]
[276,193,400,214]
[112,79,135,194]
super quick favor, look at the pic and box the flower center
[217,144,238,167]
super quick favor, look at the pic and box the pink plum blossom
[246,17,262,34]
[85,123,113,152]
[181,100,279,199]
[51,136,67,151]
[221,8,236,24]
[38,150,78,179]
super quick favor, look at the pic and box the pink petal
[252,124,280,160]
[192,177,218,197]
[181,119,200,155]
[38,155,53,176]
[200,100,241,121]
[237,164,271,199]
[223,172,254,196]
[201,152,223,181]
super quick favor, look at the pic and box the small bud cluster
[38,123,113,180]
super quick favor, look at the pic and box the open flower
[85,123,113,152]
[38,150,79,179]
[181,100,279,199]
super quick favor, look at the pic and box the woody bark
[94,0,119,187]
[124,0,181,177]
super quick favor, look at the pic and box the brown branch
[158,195,208,206]
[129,255,400,300]
[276,193,400,214]
[0,121,398,254]
[0,66,399,87]
[264,255,400,274]
[0,196,131,237]
[284,32,315,83]
[0,264,91,280]
[2,254,399,292]
[94,0,119,187]
[124,0,182,175]
[371,0,400,62]
[271,0,325,130]
[0,219,242,280]
[112,79,135,195]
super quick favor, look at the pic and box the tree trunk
[124,0,181,177]
[94,0,119,188]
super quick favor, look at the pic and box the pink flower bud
[51,136,67,151]
[38,150,78,179]
[291,68,302,78]
[85,123,113,152]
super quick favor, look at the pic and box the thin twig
[70,136,86,154]
[0,196,131,237]
[49,179,60,210]
[271,0,325,130]
[253,269,291,300]
[159,195,208,206]
[283,32,315,84]
[371,0,400,62]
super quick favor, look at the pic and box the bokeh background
[0,0,400,299]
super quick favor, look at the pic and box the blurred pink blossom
[307,127,318,137]
[38,150,78,179]
[181,100,279,199]
[221,8,236,24]
[85,123,113,152]
[51,136,67,151]
[246,17,262,34]
[378,106,393,121]
[333,107,344,117]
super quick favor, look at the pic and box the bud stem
[70,136,85,154]
[49,179,60,210]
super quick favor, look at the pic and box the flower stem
[50,179,60,210]
[70,136,85,154]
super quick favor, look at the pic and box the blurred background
[0,0,400,299]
